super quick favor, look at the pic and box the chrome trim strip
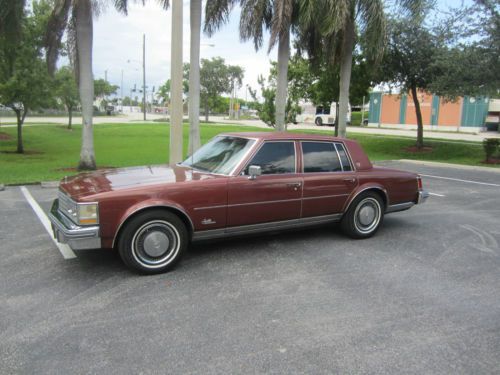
[302,193,350,201]
[385,202,414,213]
[192,213,342,241]
[193,204,227,211]
[334,143,344,172]
[228,197,302,208]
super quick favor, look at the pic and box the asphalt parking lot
[1,161,499,374]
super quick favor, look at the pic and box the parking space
[1,162,499,374]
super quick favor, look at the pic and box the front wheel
[341,192,384,239]
[118,210,188,274]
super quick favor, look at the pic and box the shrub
[482,138,500,161]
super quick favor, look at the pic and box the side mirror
[248,165,262,180]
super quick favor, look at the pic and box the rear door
[227,141,302,227]
[300,141,358,217]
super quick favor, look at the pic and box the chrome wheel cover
[131,220,180,269]
[354,197,381,234]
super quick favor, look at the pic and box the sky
[87,0,470,101]
[91,2,272,101]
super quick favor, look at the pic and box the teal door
[399,94,407,124]
[368,92,382,124]
[461,96,489,127]
[431,95,440,126]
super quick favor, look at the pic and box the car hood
[59,164,218,199]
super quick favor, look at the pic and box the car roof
[220,132,346,142]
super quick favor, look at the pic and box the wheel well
[113,206,193,249]
[345,188,388,213]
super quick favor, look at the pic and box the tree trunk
[188,0,202,154]
[14,108,26,154]
[75,0,96,170]
[205,96,209,122]
[275,28,290,132]
[68,106,73,129]
[338,16,355,138]
[411,85,424,150]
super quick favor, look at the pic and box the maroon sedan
[49,132,428,274]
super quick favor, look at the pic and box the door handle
[343,178,356,183]
[287,182,302,190]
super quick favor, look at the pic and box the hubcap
[131,220,180,268]
[354,197,381,234]
[143,231,170,257]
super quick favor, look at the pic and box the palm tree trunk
[75,0,96,170]
[410,84,424,150]
[275,28,290,132]
[188,0,202,155]
[338,16,355,138]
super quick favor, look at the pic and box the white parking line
[20,186,76,259]
[420,174,500,188]
[429,192,445,197]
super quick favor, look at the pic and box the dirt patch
[403,146,434,153]
[481,158,500,165]
[55,166,116,172]
[0,132,12,140]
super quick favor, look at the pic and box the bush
[482,138,500,161]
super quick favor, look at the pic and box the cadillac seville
[49,132,429,274]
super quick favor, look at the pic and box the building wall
[380,95,400,124]
[368,91,490,131]
[437,98,462,126]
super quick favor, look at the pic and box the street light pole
[143,33,146,121]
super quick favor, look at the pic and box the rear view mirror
[248,165,262,180]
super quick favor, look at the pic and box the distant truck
[296,101,351,126]
[485,99,500,132]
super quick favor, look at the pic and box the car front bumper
[48,199,101,250]
[417,190,430,204]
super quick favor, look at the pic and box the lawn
[0,122,491,185]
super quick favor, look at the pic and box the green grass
[0,122,493,185]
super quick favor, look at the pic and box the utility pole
[170,0,183,165]
[143,33,147,121]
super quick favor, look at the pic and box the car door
[300,141,358,217]
[227,141,302,227]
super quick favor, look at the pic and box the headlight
[78,203,99,225]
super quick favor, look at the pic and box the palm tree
[188,0,202,154]
[205,0,297,131]
[45,0,169,170]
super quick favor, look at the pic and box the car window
[246,142,295,175]
[302,142,342,173]
[335,143,353,171]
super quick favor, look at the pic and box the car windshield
[181,136,255,175]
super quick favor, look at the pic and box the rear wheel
[315,117,323,126]
[341,192,384,239]
[118,210,188,274]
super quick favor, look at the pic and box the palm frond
[269,0,293,50]
[0,0,26,41]
[320,0,350,36]
[239,0,272,50]
[44,0,72,76]
[204,0,238,36]
[358,0,386,62]
[157,0,170,10]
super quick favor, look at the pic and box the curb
[41,181,60,188]
[0,184,4,191]
[398,159,500,174]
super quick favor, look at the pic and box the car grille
[58,190,78,223]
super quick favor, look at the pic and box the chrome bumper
[48,199,101,250]
[417,190,430,204]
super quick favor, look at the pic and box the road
[1,162,499,374]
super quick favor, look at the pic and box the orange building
[368,91,490,132]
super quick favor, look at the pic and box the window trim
[239,140,298,176]
[300,141,354,174]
